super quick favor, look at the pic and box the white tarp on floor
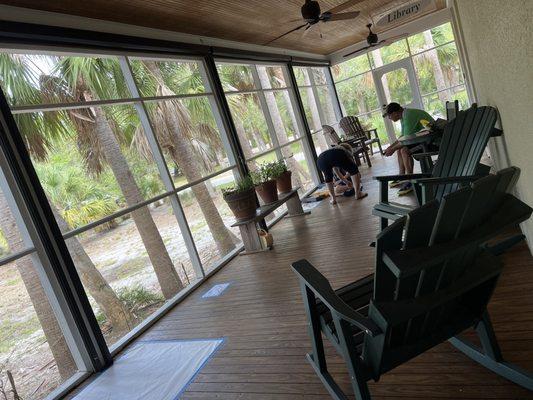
[74,339,224,400]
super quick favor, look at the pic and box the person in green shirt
[382,102,434,195]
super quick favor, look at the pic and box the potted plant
[222,175,257,221]
[252,163,279,205]
[269,160,292,194]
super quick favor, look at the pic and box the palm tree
[0,54,137,379]
[256,66,310,187]
[131,60,237,255]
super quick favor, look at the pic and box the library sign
[375,0,436,28]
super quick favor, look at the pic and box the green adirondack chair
[373,105,497,230]
[293,167,532,400]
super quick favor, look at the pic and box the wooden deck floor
[140,156,533,399]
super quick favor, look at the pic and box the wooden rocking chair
[322,124,369,167]
[293,167,533,400]
[339,116,383,156]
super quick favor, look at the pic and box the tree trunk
[0,191,76,380]
[234,119,258,171]
[92,106,183,299]
[423,31,448,102]
[302,72,329,153]
[371,50,391,104]
[53,208,135,334]
[256,67,309,187]
[142,61,236,256]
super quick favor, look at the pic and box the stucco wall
[454,0,533,249]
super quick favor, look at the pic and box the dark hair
[383,102,403,117]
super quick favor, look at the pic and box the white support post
[118,57,204,279]
[325,67,343,122]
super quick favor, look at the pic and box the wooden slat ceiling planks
[0,0,447,55]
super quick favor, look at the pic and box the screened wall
[216,61,319,195]
[332,22,470,144]
[0,49,323,398]
[293,66,341,155]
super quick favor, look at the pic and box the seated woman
[317,144,367,205]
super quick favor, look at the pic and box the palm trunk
[53,208,135,334]
[302,72,329,153]
[423,31,448,102]
[0,191,76,380]
[143,61,236,256]
[92,106,183,299]
[234,119,258,171]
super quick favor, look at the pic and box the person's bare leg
[398,151,406,175]
[326,181,337,205]
[349,173,367,199]
[400,147,414,174]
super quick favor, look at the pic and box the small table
[231,188,309,255]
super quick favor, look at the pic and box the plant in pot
[252,163,279,205]
[222,175,257,221]
[269,160,292,194]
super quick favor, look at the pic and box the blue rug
[74,339,224,400]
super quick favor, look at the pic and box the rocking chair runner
[373,105,498,230]
[293,167,533,400]
[339,116,383,156]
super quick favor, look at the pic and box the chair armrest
[292,259,381,336]
[374,173,430,182]
[412,175,482,186]
[412,151,439,161]
[363,129,377,140]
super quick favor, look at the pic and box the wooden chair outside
[339,116,383,156]
[373,105,497,230]
[321,124,369,167]
[293,168,533,400]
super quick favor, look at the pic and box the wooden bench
[232,188,309,255]
[293,168,533,399]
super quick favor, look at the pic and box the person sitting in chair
[382,102,434,195]
[317,144,367,205]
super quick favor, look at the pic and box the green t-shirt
[401,108,435,137]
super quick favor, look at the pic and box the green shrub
[222,175,254,197]
[117,285,164,313]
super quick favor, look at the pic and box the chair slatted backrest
[339,116,367,141]
[322,124,340,146]
[364,167,532,379]
[430,105,497,200]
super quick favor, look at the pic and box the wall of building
[453,0,533,250]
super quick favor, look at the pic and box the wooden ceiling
[0,0,447,55]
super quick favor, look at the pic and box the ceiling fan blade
[381,33,409,42]
[327,11,360,21]
[327,0,365,14]
[343,45,372,58]
[302,24,314,38]
[265,23,308,45]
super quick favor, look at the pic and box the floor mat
[74,339,224,400]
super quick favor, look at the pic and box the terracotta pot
[223,188,257,221]
[276,170,292,194]
[255,180,279,204]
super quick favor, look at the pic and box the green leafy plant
[267,160,288,179]
[251,161,282,185]
[221,175,254,197]
[117,285,164,313]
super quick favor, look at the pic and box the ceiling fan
[343,23,407,57]
[265,0,363,45]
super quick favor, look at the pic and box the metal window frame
[0,85,111,377]
[0,22,329,400]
